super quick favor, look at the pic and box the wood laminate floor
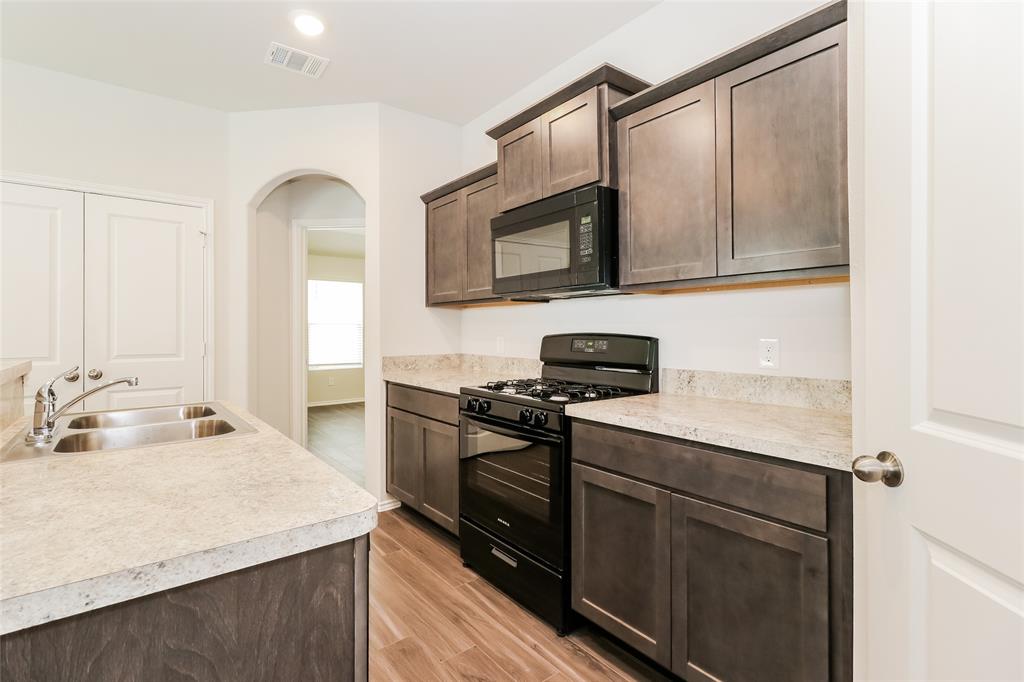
[370,508,673,681]
[307,402,365,486]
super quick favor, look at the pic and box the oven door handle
[460,416,563,459]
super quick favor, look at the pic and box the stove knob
[466,398,480,413]
[519,408,533,424]
[478,400,491,414]
[532,411,549,427]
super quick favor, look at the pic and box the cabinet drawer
[572,421,828,532]
[387,384,458,425]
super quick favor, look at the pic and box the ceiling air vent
[264,42,329,79]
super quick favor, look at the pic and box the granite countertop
[566,393,852,471]
[0,403,377,635]
[0,360,31,386]
[383,369,495,396]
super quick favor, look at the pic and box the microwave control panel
[578,213,594,264]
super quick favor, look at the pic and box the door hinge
[199,229,208,247]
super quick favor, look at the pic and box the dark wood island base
[1,536,369,682]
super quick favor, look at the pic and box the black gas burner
[481,378,632,405]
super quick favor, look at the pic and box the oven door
[492,205,577,295]
[460,415,566,569]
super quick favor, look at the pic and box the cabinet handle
[490,546,518,568]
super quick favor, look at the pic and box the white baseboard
[308,398,365,407]
[378,498,401,512]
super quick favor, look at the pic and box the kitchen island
[0,402,376,680]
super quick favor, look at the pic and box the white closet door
[84,194,205,410]
[0,182,85,414]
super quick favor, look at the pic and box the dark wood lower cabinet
[385,384,461,535]
[570,421,851,682]
[0,537,369,682]
[671,496,829,682]
[571,463,672,666]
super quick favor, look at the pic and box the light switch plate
[759,338,779,369]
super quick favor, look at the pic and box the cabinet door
[386,408,422,507]
[1,183,84,414]
[671,495,829,682]
[497,118,543,212]
[425,192,466,304]
[571,463,672,666]
[462,174,499,301]
[617,81,717,286]
[716,24,848,275]
[419,418,460,535]
[541,87,602,197]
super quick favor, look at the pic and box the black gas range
[458,333,658,635]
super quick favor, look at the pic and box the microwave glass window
[495,220,571,277]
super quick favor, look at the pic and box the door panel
[386,407,421,507]
[420,418,459,535]
[425,193,464,304]
[672,495,828,682]
[716,25,848,275]
[859,2,1024,679]
[571,463,671,666]
[0,183,84,414]
[542,88,601,196]
[497,119,543,212]
[462,175,499,301]
[618,81,717,285]
[84,194,205,410]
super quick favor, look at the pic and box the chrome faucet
[25,367,139,444]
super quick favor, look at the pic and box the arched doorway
[249,173,367,485]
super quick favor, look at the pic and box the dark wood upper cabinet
[497,118,544,212]
[571,463,672,667]
[386,385,461,535]
[463,174,499,301]
[421,163,501,306]
[425,193,465,304]
[617,80,717,285]
[671,495,829,682]
[716,24,848,276]
[489,65,651,212]
[542,88,602,196]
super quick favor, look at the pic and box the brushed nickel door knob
[63,370,80,382]
[87,368,103,380]
[853,451,904,487]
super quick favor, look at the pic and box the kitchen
[1,1,1021,681]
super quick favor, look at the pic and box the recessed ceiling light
[293,12,324,37]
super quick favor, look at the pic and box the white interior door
[0,182,85,413]
[84,194,205,410]
[859,2,1023,680]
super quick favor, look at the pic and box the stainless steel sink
[1,402,256,463]
[66,404,216,430]
[53,419,237,453]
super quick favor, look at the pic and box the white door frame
[0,171,216,400]
[289,217,365,446]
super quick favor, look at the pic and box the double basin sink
[2,402,256,463]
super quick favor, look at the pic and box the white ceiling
[0,1,656,123]
[308,228,365,258]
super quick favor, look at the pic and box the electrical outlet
[327,376,336,386]
[496,336,505,354]
[759,338,779,369]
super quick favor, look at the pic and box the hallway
[307,402,365,486]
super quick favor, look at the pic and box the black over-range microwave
[490,185,618,300]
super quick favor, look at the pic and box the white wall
[458,0,851,380]
[0,60,233,391]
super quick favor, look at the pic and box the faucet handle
[37,366,80,400]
